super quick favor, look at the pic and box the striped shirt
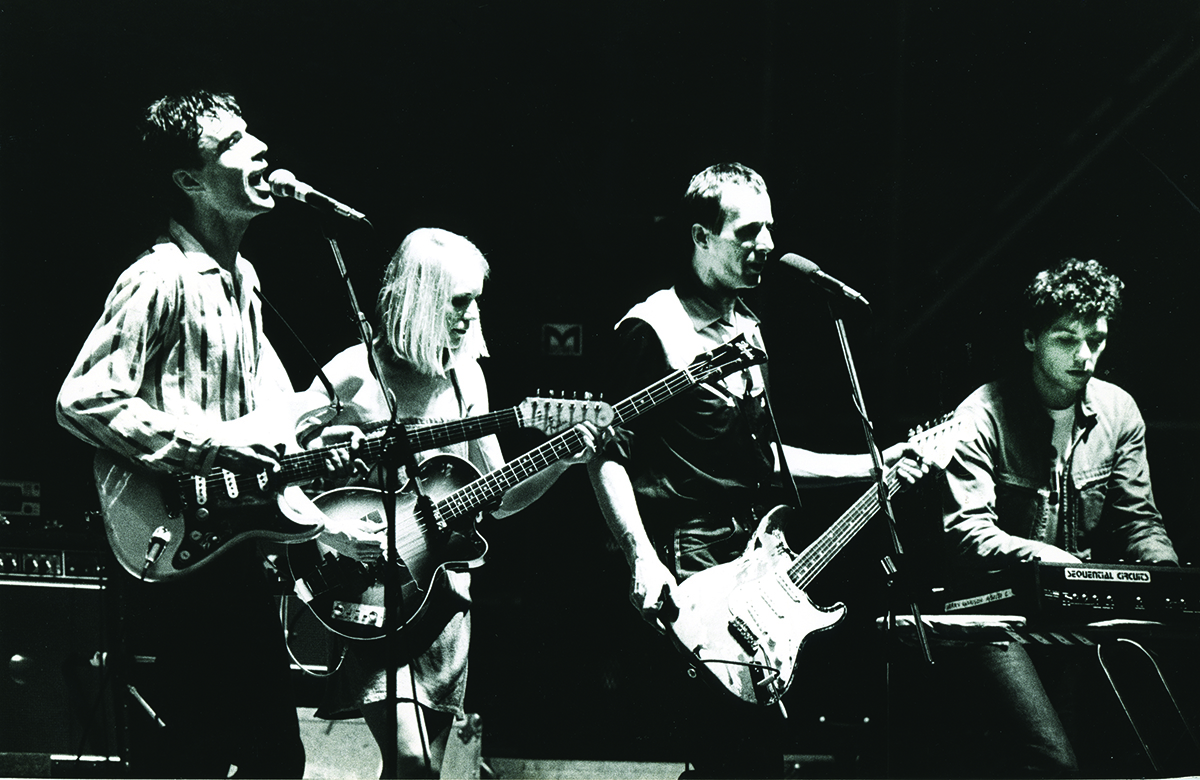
[57,220,294,474]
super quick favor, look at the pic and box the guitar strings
[187,350,751,555]
[786,422,954,589]
[186,397,613,496]
[788,467,904,590]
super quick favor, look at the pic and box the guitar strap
[448,367,467,418]
[254,288,343,414]
[759,365,803,513]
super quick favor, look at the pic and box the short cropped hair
[682,162,768,235]
[141,89,242,219]
[1023,258,1124,336]
[377,228,490,376]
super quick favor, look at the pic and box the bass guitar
[665,414,967,706]
[290,333,768,640]
[98,395,612,582]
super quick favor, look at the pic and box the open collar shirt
[604,273,775,531]
[57,220,293,474]
[942,374,1177,567]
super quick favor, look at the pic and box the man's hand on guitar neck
[212,438,287,475]
[882,442,932,487]
[307,425,369,480]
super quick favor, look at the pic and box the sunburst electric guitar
[97,396,612,582]
[290,333,769,641]
[665,414,967,706]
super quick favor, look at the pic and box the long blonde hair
[377,228,490,376]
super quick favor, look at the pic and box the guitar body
[667,505,846,706]
[92,395,612,583]
[96,450,325,582]
[287,454,485,642]
[278,340,767,643]
[664,415,966,706]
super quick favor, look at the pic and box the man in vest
[588,162,927,778]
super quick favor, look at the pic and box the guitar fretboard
[789,466,903,589]
[786,416,962,590]
[611,366,709,426]
[434,426,592,521]
[430,337,766,524]
[181,407,523,495]
[610,339,762,427]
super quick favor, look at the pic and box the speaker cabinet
[0,580,119,757]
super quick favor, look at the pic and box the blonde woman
[306,227,596,777]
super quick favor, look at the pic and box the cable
[279,595,346,678]
[695,657,781,677]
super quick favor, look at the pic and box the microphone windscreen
[778,253,822,276]
[267,169,298,195]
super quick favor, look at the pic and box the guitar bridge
[728,616,758,654]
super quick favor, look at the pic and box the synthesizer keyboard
[932,561,1200,625]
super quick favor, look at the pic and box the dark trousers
[649,510,786,778]
[639,623,785,779]
[116,547,305,778]
[886,636,1200,779]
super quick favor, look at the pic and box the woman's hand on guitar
[319,510,385,563]
[562,422,611,467]
[630,553,678,628]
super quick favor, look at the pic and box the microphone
[267,169,369,224]
[778,253,870,307]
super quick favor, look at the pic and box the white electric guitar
[665,414,967,706]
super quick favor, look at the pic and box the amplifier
[0,479,40,516]
[0,547,106,581]
[0,579,119,758]
[934,561,1200,624]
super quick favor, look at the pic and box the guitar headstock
[686,334,768,384]
[906,413,968,470]
[518,394,615,435]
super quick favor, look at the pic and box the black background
[3,0,1199,769]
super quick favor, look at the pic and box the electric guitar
[290,334,769,641]
[97,396,613,582]
[665,414,967,706]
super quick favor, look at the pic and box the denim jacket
[942,375,1178,568]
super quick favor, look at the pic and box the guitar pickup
[331,601,385,628]
[728,616,759,654]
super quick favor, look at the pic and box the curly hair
[1023,258,1124,336]
[141,89,242,219]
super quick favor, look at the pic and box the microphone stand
[824,299,932,775]
[320,217,407,778]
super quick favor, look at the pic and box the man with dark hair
[588,162,928,778]
[57,89,348,778]
[936,257,1179,776]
